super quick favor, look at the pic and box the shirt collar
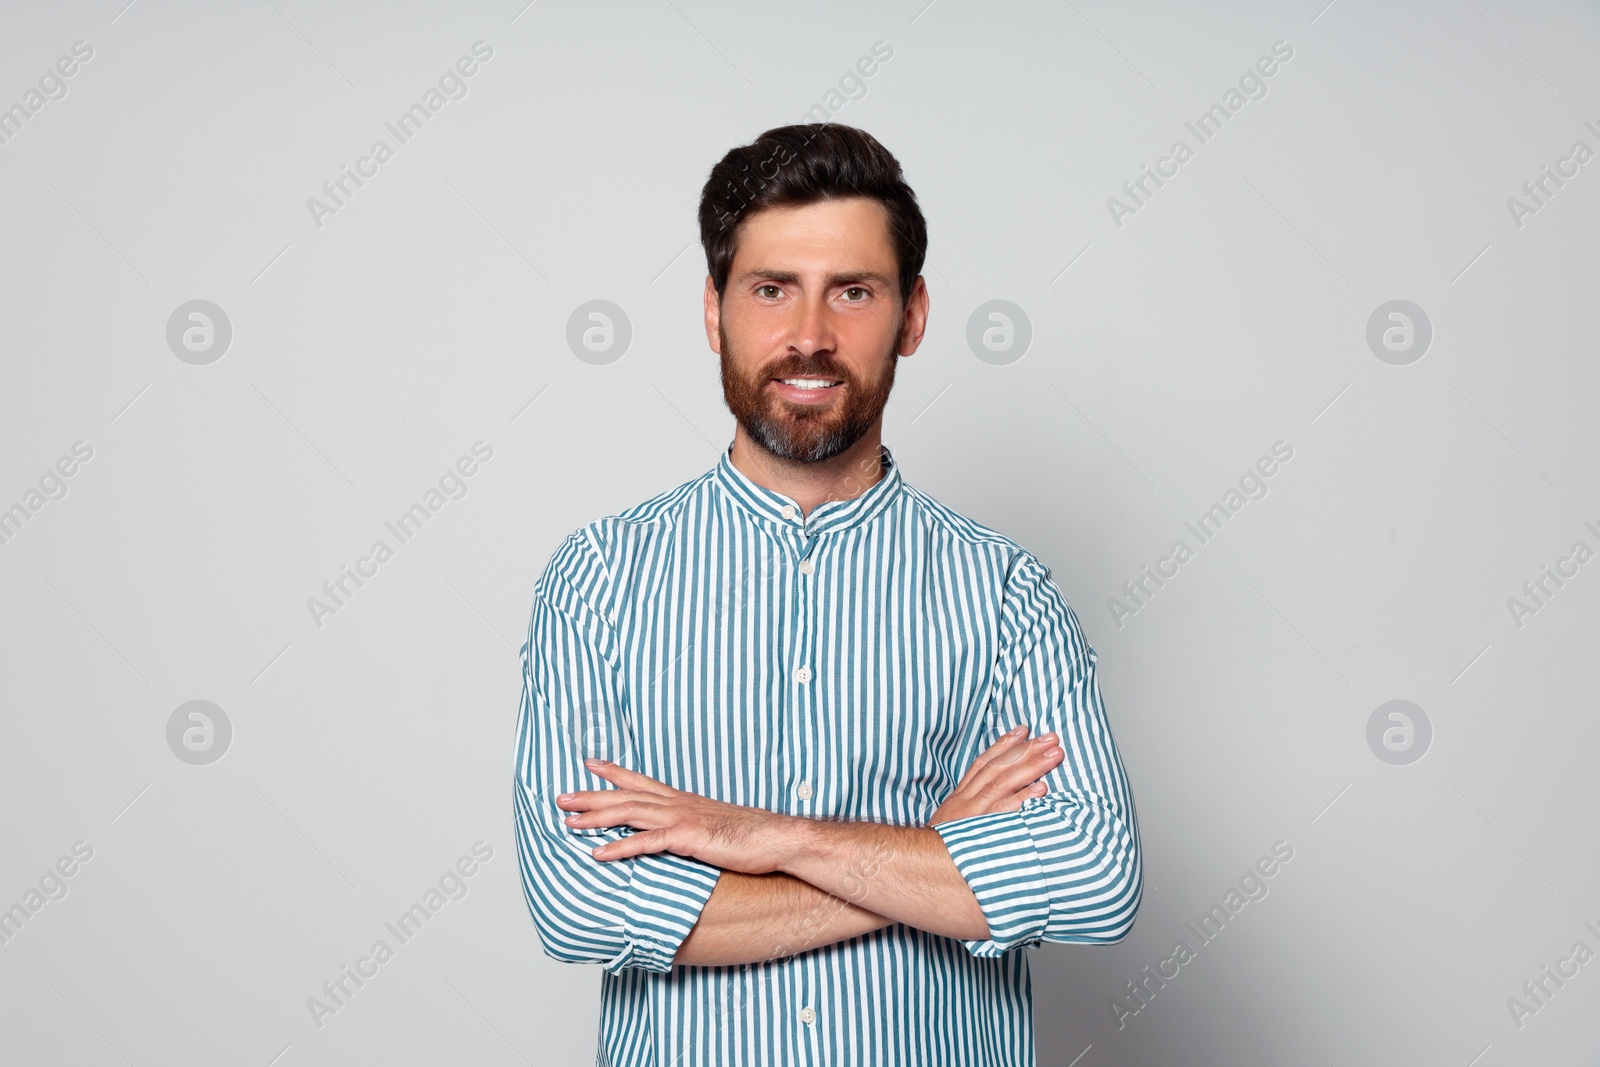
[714,441,903,537]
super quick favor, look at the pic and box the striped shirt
[514,442,1142,1066]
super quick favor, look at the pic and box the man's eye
[757,285,782,298]
[842,287,868,301]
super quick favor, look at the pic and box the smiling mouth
[773,377,843,390]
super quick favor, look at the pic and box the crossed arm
[554,727,1065,967]
[519,540,1142,973]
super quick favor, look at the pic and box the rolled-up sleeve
[513,530,722,974]
[932,550,1143,956]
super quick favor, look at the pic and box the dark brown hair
[698,124,927,306]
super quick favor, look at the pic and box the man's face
[707,197,923,464]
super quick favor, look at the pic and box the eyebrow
[735,269,895,289]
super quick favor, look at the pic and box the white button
[799,1006,816,1024]
[780,505,796,520]
[795,666,811,684]
[797,781,813,800]
[799,559,814,575]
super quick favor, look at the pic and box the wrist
[773,814,829,881]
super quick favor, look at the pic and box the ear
[895,275,930,357]
[703,275,722,353]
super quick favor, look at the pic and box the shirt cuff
[932,807,1050,956]
[609,849,724,974]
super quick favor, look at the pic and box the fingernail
[556,793,573,802]
[592,845,606,856]
[1008,725,1026,736]
[1037,733,1057,743]
[585,757,609,767]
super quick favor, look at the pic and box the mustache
[764,357,850,381]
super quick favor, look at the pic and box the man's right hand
[928,725,1062,825]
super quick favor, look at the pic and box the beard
[718,321,898,464]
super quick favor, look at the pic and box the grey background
[2,0,1597,1063]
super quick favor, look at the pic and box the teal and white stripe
[514,443,1142,1066]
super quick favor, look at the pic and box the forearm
[779,819,990,942]
[674,870,896,967]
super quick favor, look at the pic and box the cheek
[846,321,901,372]
[725,306,787,354]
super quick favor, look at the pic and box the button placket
[792,530,817,810]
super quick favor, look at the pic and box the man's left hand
[555,758,790,872]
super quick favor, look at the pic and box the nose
[787,289,837,359]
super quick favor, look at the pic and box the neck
[728,425,887,518]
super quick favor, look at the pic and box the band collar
[714,442,902,536]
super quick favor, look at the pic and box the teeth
[779,379,839,390]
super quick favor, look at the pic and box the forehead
[731,197,895,269]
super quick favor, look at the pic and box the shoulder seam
[900,483,1027,555]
